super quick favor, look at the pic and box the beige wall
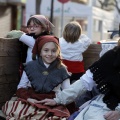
[0,7,11,37]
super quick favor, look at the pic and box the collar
[44,62,50,68]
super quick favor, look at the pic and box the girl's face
[40,42,59,64]
[27,20,44,35]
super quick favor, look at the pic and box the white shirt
[59,34,91,61]
[19,33,35,63]
[18,34,35,89]
[54,69,96,105]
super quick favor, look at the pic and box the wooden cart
[0,38,102,109]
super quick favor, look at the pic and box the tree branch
[114,0,120,14]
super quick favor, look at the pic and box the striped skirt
[2,97,70,120]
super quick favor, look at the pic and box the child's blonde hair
[63,21,82,43]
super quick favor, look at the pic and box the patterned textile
[2,97,70,120]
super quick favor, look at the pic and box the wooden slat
[83,44,102,70]
[0,38,21,109]
[0,57,20,75]
[0,83,18,108]
[0,74,20,84]
[0,38,22,57]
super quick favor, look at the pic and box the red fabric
[16,88,55,100]
[16,88,73,117]
[19,63,23,78]
[16,88,70,118]
[63,59,85,73]
[2,97,70,119]
[16,88,31,100]
[32,35,59,55]
[18,98,70,118]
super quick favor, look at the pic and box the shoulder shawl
[24,58,70,93]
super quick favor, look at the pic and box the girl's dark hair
[27,17,42,27]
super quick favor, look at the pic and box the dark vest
[24,57,70,93]
[89,46,120,110]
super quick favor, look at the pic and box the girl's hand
[27,98,38,104]
[35,98,57,106]
[104,111,120,120]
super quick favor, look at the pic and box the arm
[54,80,86,105]
[79,34,92,52]
[16,71,32,99]
[104,111,120,120]
[37,69,95,106]
[54,69,95,105]
[37,80,90,106]
[19,33,35,48]
[17,71,31,89]
[103,100,120,120]
[61,78,70,89]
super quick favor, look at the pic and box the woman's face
[40,42,59,64]
[27,20,44,35]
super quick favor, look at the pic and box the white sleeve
[61,78,70,89]
[54,69,95,105]
[81,69,95,91]
[79,34,92,52]
[17,71,31,89]
[54,79,87,105]
[19,33,35,48]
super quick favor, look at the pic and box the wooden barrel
[83,44,102,70]
[0,38,22,109]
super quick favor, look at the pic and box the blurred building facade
[26,0,120,42]
[0,0,119,42]
[0,0,26,37]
